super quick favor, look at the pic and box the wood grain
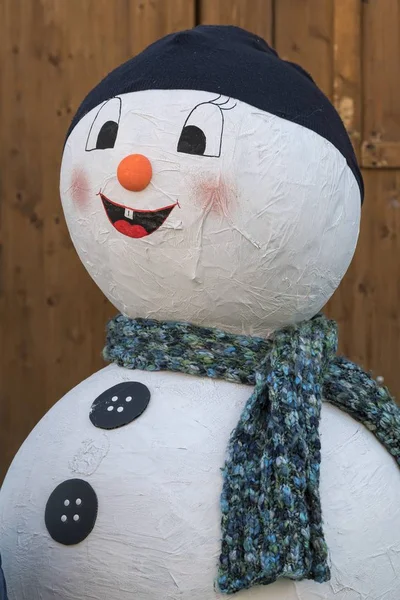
[332,0,362,158]
[346,0,400,397]
[329,170,400,396]
[0,0,194,481]
[324,0,362,356]
[362,0,400,154]
[274,0,334,98]
[362,141,400,169]
[130,0,195,53]
[199,0,273,43]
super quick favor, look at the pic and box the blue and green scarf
[103,313,400,594]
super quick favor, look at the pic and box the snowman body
[1,364,400,600]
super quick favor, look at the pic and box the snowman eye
[178,125,207,156]
[86,97,121,151]
[178,99,230,158]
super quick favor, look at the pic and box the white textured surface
[60,89,361,335]
[1,364,399,600]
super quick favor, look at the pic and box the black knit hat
[68,25,364,202]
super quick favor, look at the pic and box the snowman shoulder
[7,365,141,457]
[319,399,400,518]
[316,401,400,592]
[319,399,399,473]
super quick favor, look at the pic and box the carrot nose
[117,154,152,192]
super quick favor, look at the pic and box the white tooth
[124,208,134,220]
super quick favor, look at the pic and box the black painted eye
[95,120,119,149]
[177,125,206,155]
[86,97,121,151]
[177,101,224,158]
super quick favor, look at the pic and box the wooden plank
[332,0,362,158]
[330,0,400,402]
[199,0,273,44]
[362,0,400,166]
[0,0,50,481]
[130,0,195,53]
[362,141,400,169]
[274,0,334,98]
[274,0,361,149]
[327,170,400,401]
[0,0,195,481]
[325,1,362,358]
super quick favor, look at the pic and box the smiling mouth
[99,193,178,239]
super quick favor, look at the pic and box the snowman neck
[103,313,400,593]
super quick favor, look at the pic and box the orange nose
[117,154,152,192]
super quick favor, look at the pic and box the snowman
[1,25,400,600]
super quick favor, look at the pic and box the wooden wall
[0,0,399,480]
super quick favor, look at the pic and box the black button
[89,381,150,430]
[45,479,98,545]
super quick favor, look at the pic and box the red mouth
[99,193,178,239]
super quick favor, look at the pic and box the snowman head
[60,26,363,336]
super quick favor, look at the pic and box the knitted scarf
[103,313,400,594]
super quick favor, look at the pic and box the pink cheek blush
[70,167,90,209]
[194,175,236,217]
